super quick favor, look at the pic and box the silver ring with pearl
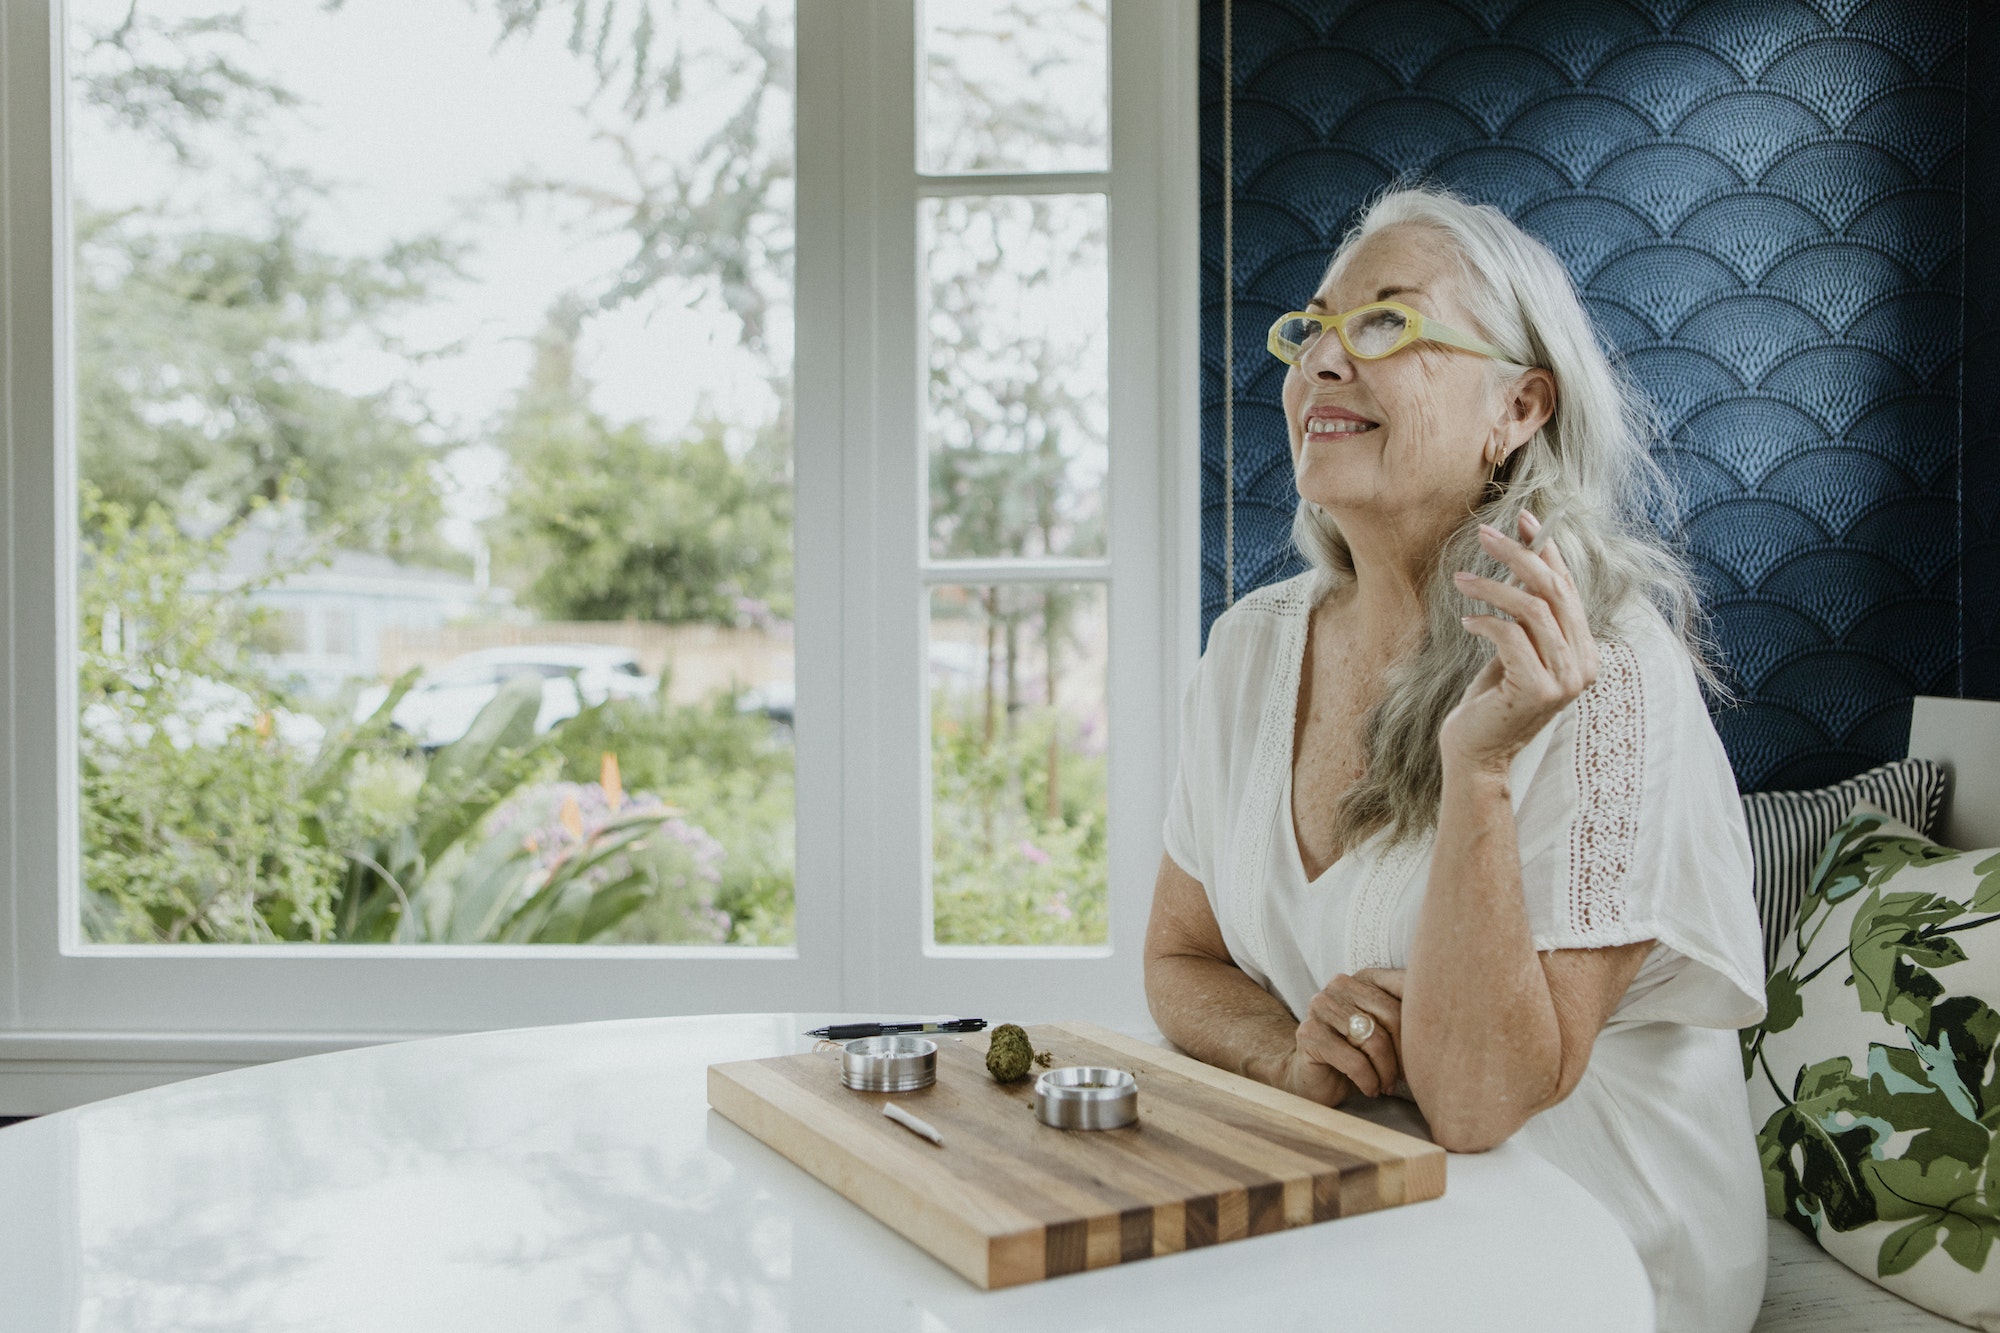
[1347,1011,1376,1045]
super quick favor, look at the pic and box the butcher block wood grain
[705,1021,1445,1289]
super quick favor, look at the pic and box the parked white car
[352,645,658,748]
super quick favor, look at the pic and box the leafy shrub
[79,493,740,945]
[79,489,345,942]
[547,688,796,944]
[930,695,1106,946]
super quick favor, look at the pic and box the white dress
[1163,571,1770,1332]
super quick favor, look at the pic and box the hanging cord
[1222,0,1235,606]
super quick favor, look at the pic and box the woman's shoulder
[1203,570,1324,659]
[1182,570,1324,738]
[1596,598,1713,720]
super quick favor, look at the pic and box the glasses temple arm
[1422,320,1530,368]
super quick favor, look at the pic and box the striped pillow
[1740,758,1947,976]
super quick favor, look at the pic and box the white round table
[0,1014,1654,1331]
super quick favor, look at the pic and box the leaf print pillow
[1743,810,2000,1330]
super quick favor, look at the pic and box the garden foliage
[931,695,1106,947]
[81,490,755,946]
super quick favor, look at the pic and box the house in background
[188,504,514,698]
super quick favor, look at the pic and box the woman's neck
[1326,510,1442,644]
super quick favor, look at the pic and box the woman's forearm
[1401,762,1562,1150]
[1147,949,1315,1091]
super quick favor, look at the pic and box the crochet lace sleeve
[1513,622,1766,1028]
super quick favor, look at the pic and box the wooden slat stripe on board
[1058,1022,1447,1202]
[707,1060,1043,1287]
[1046,1218,1087,1277]
[1119,1206,1152,1261]
[1249,1181,1285,1235]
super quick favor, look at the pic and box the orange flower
[601,752,624,811]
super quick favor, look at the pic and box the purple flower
[486,781,728,941]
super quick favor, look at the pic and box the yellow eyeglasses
[1266,300,1526,368]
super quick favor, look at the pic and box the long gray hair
[1296,184,1716,854]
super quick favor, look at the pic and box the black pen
[806,1018,987,1040]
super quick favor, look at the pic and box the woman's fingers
[1459,614,1557,706]
[1305,975,1403,1097]
[1296,1017,1385,1098]
[1515,514,1596,679]
[1481,520,1585,633]
[1478,522,1562,598]
[1452,572,1569,680]
[1529,526,1599,686]
[1354,966,1406,998]
[1461,520,1595,696]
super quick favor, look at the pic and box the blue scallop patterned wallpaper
[1965,2,2000,698]
[1199,0,1973,792]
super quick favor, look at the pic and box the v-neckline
[1281,762,1339,889]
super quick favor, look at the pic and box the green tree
[77,197,470,567]
[72,2,471,565]
[489,301,792,623]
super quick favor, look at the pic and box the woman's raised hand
[1442,510,1599,773]
[1282,968,1406,1104]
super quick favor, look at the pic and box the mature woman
[1145,186,1769,1331]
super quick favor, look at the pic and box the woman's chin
[1295,460,1385,512]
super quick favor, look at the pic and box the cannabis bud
[985,1023,1036,1083]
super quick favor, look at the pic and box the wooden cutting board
[705,1021,1445,1289]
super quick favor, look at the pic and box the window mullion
[839,0,926,1015]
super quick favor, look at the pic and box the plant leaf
[1940,1211,2000,1272]
[1878,1213,1944,1277]
[1850,889,1964,1024]
[1971,852,2000,911]
[1765,966,1804,1033]
[415,676,545,864]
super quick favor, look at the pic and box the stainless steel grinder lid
[839,1035,938,1092]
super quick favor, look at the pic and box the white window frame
[0,0,1198,1110]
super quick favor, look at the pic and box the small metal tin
[840,1035,937,1092]
[1034,1065,1139,1130]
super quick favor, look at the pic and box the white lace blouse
[1163,571,1771,1332]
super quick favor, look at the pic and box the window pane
[928,583,1107,946]
[68,0,795,946]
[918,0,1109,175]
[925,195,1108,560]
